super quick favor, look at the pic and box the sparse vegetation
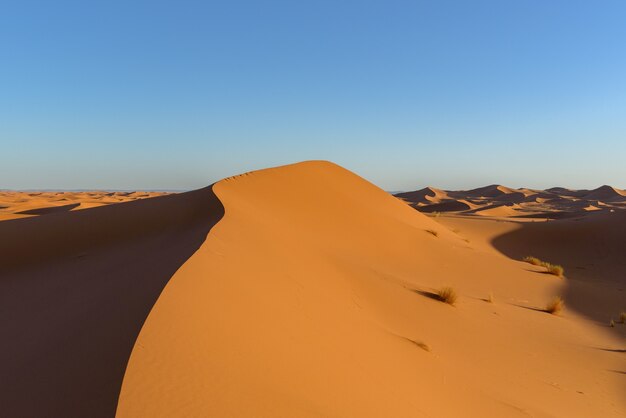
[425,229,439,237]
[523,256,542,266]
[610,320,615,328]
[432,211,441,218]
[545,296,564,315]
[542,262,564,277]
[486,292,494,304]
[619,312,626,324]
[437,286,458,306]
[523,256,564,277]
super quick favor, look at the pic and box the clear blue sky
[1,1,625,191]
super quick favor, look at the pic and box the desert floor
[1,161,624,417]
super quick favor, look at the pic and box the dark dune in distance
[395,184,626,218]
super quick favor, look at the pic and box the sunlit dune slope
[117,161,624,418]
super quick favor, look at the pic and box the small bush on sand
[542,262,564,277]
[437,287,458,306]
[545,296,564,315]
[619,312,626,324]
[523,256,542,266]
[610,320,615,328]
[486,292,494,304]
[523,256,564,277]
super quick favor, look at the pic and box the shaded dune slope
[491,210,626,324]
[395,186,448,204]
[0,187,224,417]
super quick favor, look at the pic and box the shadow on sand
[0,186,224,418]
[490,211,626,327]
[16,202,81,215]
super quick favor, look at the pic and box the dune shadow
[16,202,81,215]
[490,212,626,326]
[595,348,626,354]
[0,185,224,418]
[411,289,442,302]
[510,303,547,313]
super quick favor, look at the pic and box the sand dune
[413,199,476,213]
[396,183,626,218]
[116,162,623,417]
[471,203,522,217]
[2,161,624,417]
[0,190,168,221]
[395,186,449,204]
[583,185,626,202]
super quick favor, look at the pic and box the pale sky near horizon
[1,1,625,191]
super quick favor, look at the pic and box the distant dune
[1,162,624,417]
[395,186,448,204]
[396,184,626,218]
[0,191,169,221]
[582,185,626,202]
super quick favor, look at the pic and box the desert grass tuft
[437,286,458,306]
[610,319,615,328]
[486,292,495,304]
[523,256,542,266]
[425,229,439,237]
[542,262,564,277]
[545,296,564,315]
[523,256,564,277]
[619,312,626,324]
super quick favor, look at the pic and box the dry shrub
[546,296,564,315]
[523,256,542,266]
[523,256,564,277]
[542,263,564,277]
[437,287,458,305]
